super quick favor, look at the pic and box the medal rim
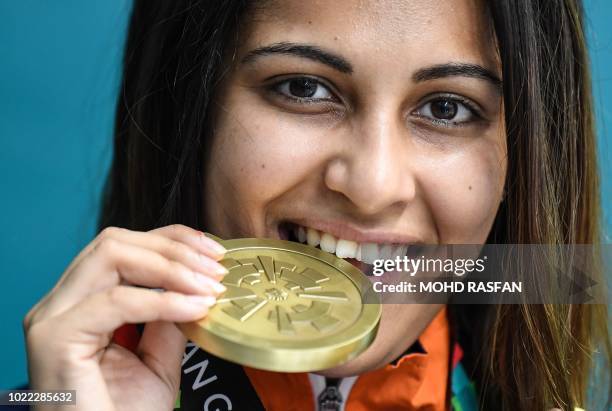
[178,237,381,372]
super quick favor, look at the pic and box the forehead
[241,0,499,76]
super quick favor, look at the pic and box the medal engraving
[178,238,381,372]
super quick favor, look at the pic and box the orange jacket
[114,308,450,410]
[244,307,449,410]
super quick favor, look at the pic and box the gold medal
[178,237,381,372]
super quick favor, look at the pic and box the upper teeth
[293,226,407,263]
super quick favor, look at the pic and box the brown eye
[414,96,476,125]
[430,99,457,120]
[288,78,318,98]
[274,76,334,101]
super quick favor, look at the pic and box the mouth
[278,221,415,273]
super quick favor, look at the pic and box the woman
[23,0,609,410]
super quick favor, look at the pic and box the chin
[315,353,386,378]
[316,303,444,377]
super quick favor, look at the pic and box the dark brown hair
[99,1,610,409]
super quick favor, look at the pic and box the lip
[280,218,425,244]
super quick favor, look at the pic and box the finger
[34,240,226,321]
[150,224,227,261]
[83,239,227,294]
[46,225,225,297]
[137,321,187,392]
[94,226,229,279]
[55,286,215,347]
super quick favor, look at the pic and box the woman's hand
[23,224,228,411]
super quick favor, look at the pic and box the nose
[323,110,417,215]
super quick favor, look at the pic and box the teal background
[0,1,610,389]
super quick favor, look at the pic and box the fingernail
[195,273,227,294]
[199,255,230,276]
[184,295,217,307]
[216,264,230,276]
[199,232,227,256]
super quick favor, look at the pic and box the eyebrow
[241,42,353,74]
[413,63,502,90]
[242,42,502,89]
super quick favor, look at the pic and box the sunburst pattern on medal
[216,255,351,335]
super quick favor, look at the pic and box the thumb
[137,321,187,392]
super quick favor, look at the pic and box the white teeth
[392,245,407,259]
[336,239,358,258]
[360,243,379,264]
[306,228,320,247]
[380,244,393,260]
[291,224,408,263]
[320,233,337,253]
[297,226,306,243]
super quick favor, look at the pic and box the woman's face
[203,0,505,375]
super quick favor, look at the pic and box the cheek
[419,142,506,243]
[206,103,331,230]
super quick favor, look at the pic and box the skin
[24,0,506,409]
